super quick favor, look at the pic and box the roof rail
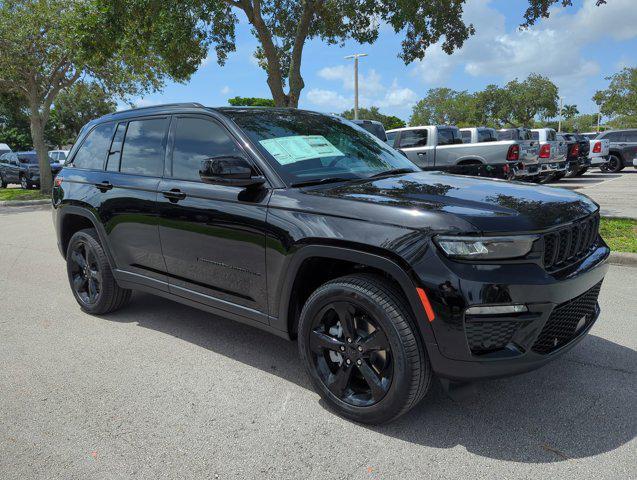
[109,102,205,116]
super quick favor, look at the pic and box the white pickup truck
[530,128,567,179]
[581,132,610,167]
[459,127,540,180]
[386,125,518,179]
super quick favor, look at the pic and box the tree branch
[287,0,317,107]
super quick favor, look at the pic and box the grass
[0,188,48,201]
[600,217,637,253]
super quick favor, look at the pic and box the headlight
[434,235,539,260]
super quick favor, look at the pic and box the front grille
[543,214,599,272]
[532,281,602,354]
[466,320,521,354]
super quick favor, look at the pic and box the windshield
[18,154,38,164]
[223,109,418,185]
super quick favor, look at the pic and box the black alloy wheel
[606,154,623,173]
[308,301,393,407]
[69,239,102,306]
[66,228,132,314]
[299,274,432,424]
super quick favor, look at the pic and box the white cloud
[305,88,349,111]
[318,65,385,96]
[220,85,231,95]
[412,0,637,102]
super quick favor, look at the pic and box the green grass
[600,217,637,253]
[0,188,48,201]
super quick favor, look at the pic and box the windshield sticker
[259,135,344,165]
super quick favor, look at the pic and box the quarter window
[437,128,455,146]
[461,131,471,143]
[72,123,115,170]
[106,123,127,172]
[171,117,242,181]
[398,130,428,148]
[119,118,168,176]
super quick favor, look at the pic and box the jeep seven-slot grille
[532,281,602,354]
[543,214,599,272]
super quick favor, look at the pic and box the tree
[47,82,117,147]
[0,0,210,194]
[503,74,559,127]
[409,88,480,127]
[0,91,31,150]
[228,96,275,107]
[562,104,579,119]
[341,107,405,130]
[593,67,637,128]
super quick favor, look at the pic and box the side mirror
[199,155,265,188]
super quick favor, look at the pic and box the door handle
[417,152,427,156]
[162,189,187,201]
[94,181,113,191]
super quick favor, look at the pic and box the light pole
[345,53,367,120]
[557,97,563,132]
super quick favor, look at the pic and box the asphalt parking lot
[1,205,635,480]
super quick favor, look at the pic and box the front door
[397,129,433,168]
[157,115,270,321]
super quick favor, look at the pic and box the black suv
[595,129,637,172]
[52,104,609,424]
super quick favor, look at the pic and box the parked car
[594,129,637,172]
[0,150,62,188]
[495,127,541,180]
[351,119,387,142]
[581,132,610,169]
[530,128,568,181]
[387,125,518,179]
[459,127,498,143]
[0,151,40,189]
[556,133,589,178]
[0,143,11,156]
[49,149,70,163]
[52,104,609,424]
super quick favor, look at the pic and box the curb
[608,251,637,267]
[0,199,50,208]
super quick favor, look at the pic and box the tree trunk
[29,114,52,195]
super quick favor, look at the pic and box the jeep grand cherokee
[52,104,609,424]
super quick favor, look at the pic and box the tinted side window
[531,131,539,140]
[171,117,242,181]
[398,130,428,148]
[386,131,397,146]
[547,130,557,141]
[437,128,455,146]
[120,118,168,176]
[106,123,127,172]
[497,130,514,140]
[623,130,637,142]
[603,132,622,142]
[72,123,115,170]
[477,129,496,142]
[461,131,471,143]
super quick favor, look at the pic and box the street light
[345,53,367,120]
[557,97,563,133]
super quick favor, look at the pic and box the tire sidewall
[298,282,417,423]
[66,230,109,314]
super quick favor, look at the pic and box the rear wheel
[298,274,432,424]
[66,228,131,314]
[606,154,624,173]
[575,167,588,176]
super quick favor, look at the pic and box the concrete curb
[608,251,637,267]
[0,199,50,208]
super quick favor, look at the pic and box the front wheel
[66,228,132,314]
[298,274,432,424]
[606,154,624,173]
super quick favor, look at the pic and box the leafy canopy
[593,67,637,128]
[228,97,275,107]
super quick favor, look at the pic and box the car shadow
[103,292,636,464]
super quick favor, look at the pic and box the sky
[128,0,637,122]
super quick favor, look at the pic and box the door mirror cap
[199,156,265,188]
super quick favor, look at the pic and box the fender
[55,204,117,269]
[454,157,485,165]
[272,244,437,344]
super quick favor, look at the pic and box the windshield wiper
[290,177,354,188]
[369,168,415,179]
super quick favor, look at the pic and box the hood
[307,171,598,233]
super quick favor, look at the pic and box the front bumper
[412,239,609,381]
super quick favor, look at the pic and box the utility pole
[597,111,602,132]
[557,97,563,132]
[345,53,367,120]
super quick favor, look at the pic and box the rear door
[84,117,170,289]
[157,114,270,319]
[396,129,432,168]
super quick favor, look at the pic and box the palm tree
[562,104,579,119]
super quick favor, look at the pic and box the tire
[553,172,566,181]
[298,273,432,424]
[606,154,624,173]
[565,163,579,178]
[66,228,132,315]
[0,174,6,188]
[575,167,588,176]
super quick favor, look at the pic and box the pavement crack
[540,443,570,460]
[564,358,634,374]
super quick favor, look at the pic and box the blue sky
[129,0,636,122]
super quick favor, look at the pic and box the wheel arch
[455,157,485,165]
[274,244,435,344]
[57,205,116,268]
